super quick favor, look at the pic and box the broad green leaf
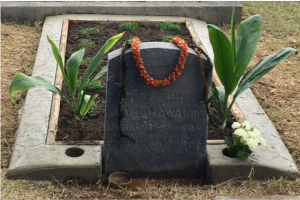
[207,24,221,31]
[47,35,65,77]
[89,65,108,84]
[231,7,236,63]
[10,73,63,101]
[78,32,124,94]
[211,84,226,118]
[225,137,233,147]
[234,15,262,79]
[235,47,298,98]
[81,94,99,117]
[80,93,91,116]
[228,146,238,158]
[237,149,250,160]
[208,26,237,94]
[66,48,85,96]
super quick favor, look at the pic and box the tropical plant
[10,32,124,137]
[208,8,298,130]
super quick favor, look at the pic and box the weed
[81,57,93,67]
[162,35,176,42]
[119,22,138,31]
[76,77,104,90]
[79,39,95,48]
[80,26,103,35]
[156,22,181,31]
[86,101,99,118]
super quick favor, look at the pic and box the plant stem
[76,118,85,139]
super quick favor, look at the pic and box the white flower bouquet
[225,121,266,160]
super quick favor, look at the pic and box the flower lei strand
[130,37,189,87]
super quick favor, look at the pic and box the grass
[119,21,138,31]
[1,2,300,199]
[80,26,103,35]
[156,22,181,31]
[78,39,95,48]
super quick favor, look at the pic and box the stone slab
[206,89,300,184]
[103,42,212,179]
[1,1,242,25]
[212,195,300,200]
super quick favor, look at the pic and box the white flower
[242,121,252,131]
[258,136,266,147]
[253,128,261,136]
[248,131,259,139]
[234,128,247,137]
[232,122,241,129]
[247,138,259,149]
[240,135,249,144]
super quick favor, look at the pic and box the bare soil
[56,20,234,141]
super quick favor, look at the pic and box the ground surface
[1,2,300,199]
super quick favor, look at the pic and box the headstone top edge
[108,42,197,60]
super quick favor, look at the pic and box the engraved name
[123,106,186,118]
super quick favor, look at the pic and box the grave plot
[47,19,235,145]
[6,14,299,183]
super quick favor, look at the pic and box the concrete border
[1,1,242,25]
[6,14,299,183]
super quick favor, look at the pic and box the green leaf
[47,35,65,77]
[89,65,108,84]
[10,73,63,101]
[80,94,99,117]
[78,32,124,94]
[228,146,238,158]
[235,47,298,98]
[225,137,233,147]
[235,15,262,81]
[80,93,90,116]
[208,26,237,94]
[211,84,226,119]
[231,7,236,63]
[237,149,250,160]
[66,48,85,96]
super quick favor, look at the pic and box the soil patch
[55,20,234,142]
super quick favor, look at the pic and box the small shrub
[119,22,138,31]
[162,35,177,42]
[156,22,181,31]
[80,26,103,35]
[79,39,95,48]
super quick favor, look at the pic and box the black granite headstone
[103,42,212,179]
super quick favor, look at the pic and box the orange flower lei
[131,37,188,87]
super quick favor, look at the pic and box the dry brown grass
[1,2,300,199]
